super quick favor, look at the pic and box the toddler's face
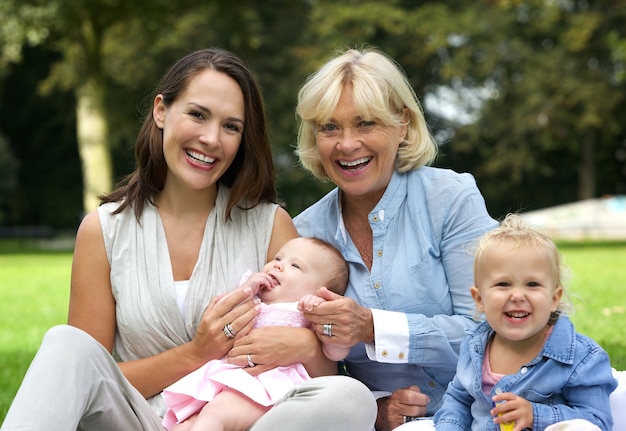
[470,243,562,344]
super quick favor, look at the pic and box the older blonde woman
[294,47,498,431]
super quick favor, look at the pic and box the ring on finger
[247,353,255,367]
[223,323,236,339]
[323,323,333,337]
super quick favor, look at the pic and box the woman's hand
[302,287,374,347]
[190,286,260,364]
[226,326,336,377]
[375,386,430,431]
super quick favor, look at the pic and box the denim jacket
[434,316,617,431]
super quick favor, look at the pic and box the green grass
[0,240,625,423]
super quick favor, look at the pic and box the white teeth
[507,312,529,318]
[186,150,215,164]
[339,157,370,167]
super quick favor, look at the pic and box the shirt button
[374,282,381,289]
[372,215,379,222]
[521,367,528,374]
[381,350,388,358]
[428,381,436,388]
[398,352,405,360]
[376,250,382,257]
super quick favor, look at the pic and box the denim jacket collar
[469,316,576,367]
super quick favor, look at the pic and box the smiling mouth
[338,157,371,172]
[505,311,530,319]
[186,149,215,165]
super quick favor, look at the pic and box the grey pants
[1,325,376,431]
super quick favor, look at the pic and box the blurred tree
[430,0,626,214]
[0,0,213,215]
[0,46,81,229]
[291,0,626,217]
[0,132,19,225]
[0,0,317,220]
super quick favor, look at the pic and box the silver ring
[247,353,255,367]
[403,416,417,423]
[223,323,236,339]
[323,323,333,337]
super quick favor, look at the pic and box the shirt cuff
[364,309,410,363]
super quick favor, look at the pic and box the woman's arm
[267,207,299,258]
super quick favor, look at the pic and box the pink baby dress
[161,302,312,429]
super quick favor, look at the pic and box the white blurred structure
[520,195,626,240]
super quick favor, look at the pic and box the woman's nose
[199,122,220,145]
[336,127,362,151]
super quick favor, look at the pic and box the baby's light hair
[474,213,572,319]
[306,237,349,295]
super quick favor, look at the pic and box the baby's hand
[243,272,275,296]
[298,293,326,312]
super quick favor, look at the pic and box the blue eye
[319,123,338,133]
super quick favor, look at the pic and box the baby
[162,237,350,431]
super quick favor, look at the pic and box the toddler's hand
[491,392,533,431]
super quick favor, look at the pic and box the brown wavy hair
[101,48,277,220]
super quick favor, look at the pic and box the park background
[1,0,625,423]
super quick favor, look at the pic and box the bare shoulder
[267,207,299,259]
[76,208,102,238]
[73,209,107,267]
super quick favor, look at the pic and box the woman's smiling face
[153,69,245,192]
[315,83,406,202]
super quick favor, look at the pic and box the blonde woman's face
[314,83,407,203]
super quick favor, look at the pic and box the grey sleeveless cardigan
[98,186,277,414]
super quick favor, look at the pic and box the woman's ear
[470,286,484,312]
[153,94,166,129]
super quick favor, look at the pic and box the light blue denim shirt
[294,167,498,413]
[434,316,617,431]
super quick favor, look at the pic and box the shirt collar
[335,170,408,237]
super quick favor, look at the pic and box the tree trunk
[75,76,112,215]
[578,129,596,200]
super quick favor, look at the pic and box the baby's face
[259,238,330,304]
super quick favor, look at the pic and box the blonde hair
[295,48,438,180]
[474,213,572,319]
